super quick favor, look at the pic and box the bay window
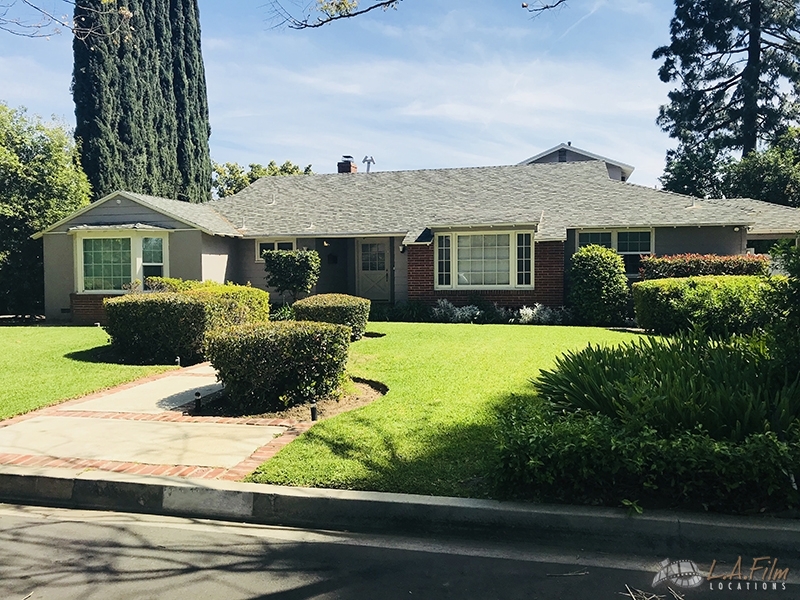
[76,232,169,293]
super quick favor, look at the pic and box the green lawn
[249,322,638,498]
[0,326,175,420]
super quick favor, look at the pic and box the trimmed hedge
[496,398,800,513]
[205,321,351,413]
[632,275,773,335]
[263,250,321,301]
[293,293,370,340]
[143,276,207,292]
[104,284,270,364]
[640,253,770,280]
[568,244,629,326]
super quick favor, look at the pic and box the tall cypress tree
[72,0,211,202]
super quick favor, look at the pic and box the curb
[1,465,799,556]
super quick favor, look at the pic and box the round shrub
[205,321,351,413]
[632,275,774,335]
[568,244,629,326]
[293,293,371,340]
[183,285,270,325]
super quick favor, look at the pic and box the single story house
[35,152,800,324]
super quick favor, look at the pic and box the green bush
[768,240,800,372]
[640,253,770,279]
[104,284,270,364]
[568,244,629,326]
[632,275,773,335]
[263,250,321,301]
[534,332,800,443]
[293,293,371,340]
[143,276,207,292]
[205,321,351,413]
[495,397,800,512]
[105,293,210,364]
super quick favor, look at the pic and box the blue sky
[0,0,677,186]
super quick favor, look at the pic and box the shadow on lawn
[294,393,533,500]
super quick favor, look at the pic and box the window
[577,230,653,276]
[435,231,534,289]
[256,239,295,261]
[83,238,131,291]
[437,236,451,286]
[578,232,612,248]
[78,232,168,292]
[361,243,386,271]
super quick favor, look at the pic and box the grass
[0,326,176,420]
[248,322,638,498]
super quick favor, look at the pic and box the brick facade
[70,293,118,325]
[407,240,565,307]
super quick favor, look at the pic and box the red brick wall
[70,293,118,325]
[407,241,565,307]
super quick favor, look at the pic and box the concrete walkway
[0,364,312,481]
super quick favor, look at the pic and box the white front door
[357,238,391,301]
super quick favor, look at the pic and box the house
[35,155,800,324]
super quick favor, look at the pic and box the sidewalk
[0,363,312,481]
[1,367,799,560]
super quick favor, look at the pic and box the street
[0,503,796,600]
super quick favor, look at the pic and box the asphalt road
[0,503,797,600]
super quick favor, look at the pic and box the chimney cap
[342,155,354,162]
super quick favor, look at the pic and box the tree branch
[267,0,401,30]
[0,0,132,40]
[522,0,569,14]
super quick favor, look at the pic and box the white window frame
[74,231,170,294]
[434,230,536,291]
[254,238,296,262]
[576,228,655,276]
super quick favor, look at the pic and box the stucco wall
[394,240,409,303]
[654,226,747,256]
[169,230,203,281]
[201,234,236,283]
[43,233,75,321]
[52,195,186,232]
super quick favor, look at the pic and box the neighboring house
[35,156,800,324]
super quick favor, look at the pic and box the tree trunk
[742,0,762,156]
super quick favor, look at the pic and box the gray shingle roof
[209,161,754,241]
[702,197,800,236]
[123,192,241,237]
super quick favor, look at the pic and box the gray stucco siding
[168,230,203,281]
[654,226,746,256]
[43,233,75,321]
[201,233,237,283]
[51,196,187,232]
[394,240,409,303]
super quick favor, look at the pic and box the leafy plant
[517,303,572,325]
[568,244,629,326]
[263,249,321,302]
[533,331,800,443]
[205,321,350,413]
[293,293,370,340]
[431,299,481,323]
[639,253,770,280]
[633,275,774,335]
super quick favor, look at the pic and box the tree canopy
[72,0,211,202]
[211,160,312,198]
[654,0,800,156]
[0,103,91,315]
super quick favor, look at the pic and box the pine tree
[72,0,210,202]
[654,0,800,156]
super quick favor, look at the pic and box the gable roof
[34,190,241,239]
[210,160,753,242]
[518,143,635,181]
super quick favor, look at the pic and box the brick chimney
[337,155,357,173]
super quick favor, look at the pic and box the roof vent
[337,155,357,173]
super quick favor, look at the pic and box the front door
[357,238,391,301]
